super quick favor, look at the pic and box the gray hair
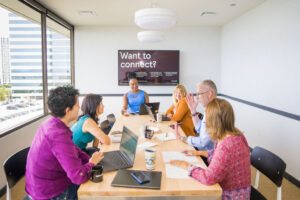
[198,80,217,96]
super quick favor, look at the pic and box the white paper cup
[156,113,162,123]
[144,148,157,170]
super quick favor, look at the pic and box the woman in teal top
[121,75,149,114]
[72,94,110,156]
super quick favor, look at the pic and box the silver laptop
[145,105,170,122]
[98,126,138,172]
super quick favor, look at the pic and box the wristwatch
[191,112,198,117]
[180,136,187,143]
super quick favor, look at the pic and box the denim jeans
[25,183,80,200]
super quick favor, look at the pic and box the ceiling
[36,0,266,27]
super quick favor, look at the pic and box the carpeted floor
[1,167,299,200]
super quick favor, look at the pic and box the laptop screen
[120,126,138,163]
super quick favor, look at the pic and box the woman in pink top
[171,98,251,200]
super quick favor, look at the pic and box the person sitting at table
[25,86,104,200]
[121,73,149,114]
[170,98,251,200]
[72,94,110,156]
[165,84,195,136]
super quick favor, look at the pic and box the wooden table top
[78,114,222,197]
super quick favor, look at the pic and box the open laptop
[145,105,170,122]
[139,102,160,115]
[98,126,138,172]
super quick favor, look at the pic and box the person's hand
[170,160,190,170]
[182,150,200,156]
[167,113,173,119]
[121,109,125,115]
[89,151,104,166]
[186,93,198,114]
[170,122,180,138]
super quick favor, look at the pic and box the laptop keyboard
[99,151,129,168]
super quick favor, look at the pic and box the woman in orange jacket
[166,85,195,136]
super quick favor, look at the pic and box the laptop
[111,169,162,190]
[98,126,138,173]
[139,102,160,115]
[145,105,170,122]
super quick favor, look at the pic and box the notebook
[111,169,162,189]
[98,126,138,172]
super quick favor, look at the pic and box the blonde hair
[205,98,241,141]
[172,85,187,106]
[198,80,217,96]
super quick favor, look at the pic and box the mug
[144,129,154,139]
[90,165,103,183]
[144,148,157,170]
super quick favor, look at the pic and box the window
[0,1,74,136]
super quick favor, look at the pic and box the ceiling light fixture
[137,31,165,43]
[135,8,176,30]
[78,11,97,16]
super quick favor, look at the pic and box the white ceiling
[36,0,266,27]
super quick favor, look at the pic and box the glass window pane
[0,6,44,135]
[46,17,71,91]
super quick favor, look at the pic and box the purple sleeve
[50,133,94,185]
[76,146,90,164]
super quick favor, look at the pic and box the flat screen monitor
[118,50,179,85]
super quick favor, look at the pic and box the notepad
[137,142,157,150]
[155,132,176,141]
[162,151,199,163]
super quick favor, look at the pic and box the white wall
[74,26,221,95]
[0,116,49,189]
[220,0,300,180]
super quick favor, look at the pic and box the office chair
[3,147,30,200]
[100,119,111,135]
[106,113,116,128]
[250,146,286,200]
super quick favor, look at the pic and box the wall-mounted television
[118,50,179,85]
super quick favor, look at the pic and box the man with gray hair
[180,80,217,152]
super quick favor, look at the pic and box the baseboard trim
[0,185,6,198]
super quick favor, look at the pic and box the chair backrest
[100,120,111,135]
[251,146,286,187]
[106,113,116,127]
[3,147,30,188]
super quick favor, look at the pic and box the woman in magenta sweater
[171,98,251,200]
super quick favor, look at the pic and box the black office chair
[100,119,111,135]
[106,113,116,128]
[250,146,286,200]
[3,147,30,200]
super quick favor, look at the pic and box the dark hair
[128,72,137,81]
[47,86,79,117]
[80,94,103,124]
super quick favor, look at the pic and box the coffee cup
[144,129,154,139]
[90,165,103,182]
[144,148,157,170]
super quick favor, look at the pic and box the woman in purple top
[25,86,104,200]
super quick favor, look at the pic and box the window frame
[0,0,75,138]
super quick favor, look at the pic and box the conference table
[78,114,222,200]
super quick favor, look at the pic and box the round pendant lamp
[137,31,165,43]
[135,8,176,30]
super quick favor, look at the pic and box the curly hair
[79,94,103,124]
[47,86,79,117]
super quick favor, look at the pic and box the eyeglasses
[196,91,208,96]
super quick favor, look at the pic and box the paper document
[148,126,160,132]
[137,142,158,150]
[165,164,191,179]
[155,132,176,141]
[162,151,199,163]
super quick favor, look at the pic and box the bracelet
[181,136,187,143]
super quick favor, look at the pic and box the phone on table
[130,171,150,184]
